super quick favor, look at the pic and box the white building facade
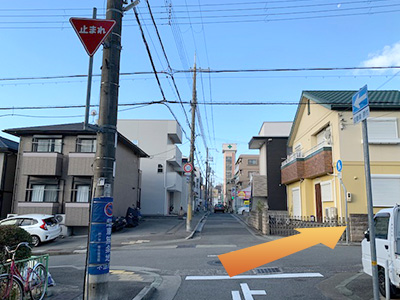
[118,120,184,216]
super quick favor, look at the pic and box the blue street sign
[336,160,343,172]
[352,85,370,124]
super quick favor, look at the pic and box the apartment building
[4,123,148,234]
[222,143,237,208]
[117,120,184,216]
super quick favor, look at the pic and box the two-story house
[249,122,291,212]
[4,122,148,235]
[0,136,18,219]
[281,90,400,241]
[117,119,184,216]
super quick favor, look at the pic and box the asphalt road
[47,213,375,300]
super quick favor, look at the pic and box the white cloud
[361,42,400,72]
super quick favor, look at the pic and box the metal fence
[268,214,347,237]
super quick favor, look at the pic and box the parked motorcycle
[125,207,141,228]
[112,216,126,232]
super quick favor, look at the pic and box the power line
[133,7,167,100]
[1,65,400,82]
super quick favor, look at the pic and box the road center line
[185,273,323,281]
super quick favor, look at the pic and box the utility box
[347,192,352,202]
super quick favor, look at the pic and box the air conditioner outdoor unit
[325,207,337,219]
[55,214,71,237]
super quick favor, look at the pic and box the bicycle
[0,242,47,300]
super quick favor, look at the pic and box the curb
[185,212,209,240]
[132,271,163,300]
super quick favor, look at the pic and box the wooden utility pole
[186,57,197,232]
[87,0,123,299]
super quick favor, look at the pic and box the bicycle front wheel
[28,264,47,300]
[0,274,23,300]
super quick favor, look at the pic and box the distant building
[233,154,259,210]
[3,123,148,234]
[249,122,292,212]
[222,143,237,209]
[0,136,18,219]
[118,120,184,216]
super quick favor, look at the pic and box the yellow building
[281,91,400,241]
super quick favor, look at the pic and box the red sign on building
[70,18,116,56]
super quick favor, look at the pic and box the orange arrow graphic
[218,226,346,277]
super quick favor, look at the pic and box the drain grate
[254,267,282,274]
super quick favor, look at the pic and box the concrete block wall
[349,213,368,242]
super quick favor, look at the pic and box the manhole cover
[254,267,282,274]
[207,260,223,266]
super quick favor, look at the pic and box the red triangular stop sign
[70,18,116,56]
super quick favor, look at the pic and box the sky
[1,0,400,184]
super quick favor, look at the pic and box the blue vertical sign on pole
[88,197,113,275]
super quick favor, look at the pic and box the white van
[361,205,400,298]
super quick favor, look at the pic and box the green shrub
[0,225,32,262]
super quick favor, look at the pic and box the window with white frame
[371,174,400,207]
[320,180,333,202]
[367,117,400,144]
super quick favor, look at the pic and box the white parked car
[237,206,250,215]
[0,214,61,247]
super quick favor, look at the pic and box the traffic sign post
[183,163,193,175]
[352,86,379,300]
[336,159,349,244]
[70,14,116,130]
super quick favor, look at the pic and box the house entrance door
[315,183,323,222]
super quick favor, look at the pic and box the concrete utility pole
[186,57,197,232]
[88,0,123,299]
[205,148,209,211]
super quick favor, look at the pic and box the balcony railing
[282,140,331,167]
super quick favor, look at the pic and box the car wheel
[241,210,245,215]
[378,267,400,298]
[31,235,41,247]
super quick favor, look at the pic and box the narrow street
[46,213,374,300]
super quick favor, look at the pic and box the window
[374,215,390,239]
[157,164,163,173]
[226,157,232,163]
[72,177,92,203]
[320,181,333,202]
[0,219,20,226]
[248,159,258,166]
[29,184,59,203]
[32,138,62,153]
[367,118,400,143]
[371,174,400,207]
[20,219,37,226]
[76,138,96,153]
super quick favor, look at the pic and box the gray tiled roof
[303,90,400,110]
[0,136,18,152]
[3,122,148,157]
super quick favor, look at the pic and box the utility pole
[186,56,197,232]
[205,148,209,211]
[87,0,123,299]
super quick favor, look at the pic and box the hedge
[0,225,32,262]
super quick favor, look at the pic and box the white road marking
[197,245,237,248]
[241,283,266,299]
[231,290,241,300]
[207,255,218,257]
[185,273,323,280]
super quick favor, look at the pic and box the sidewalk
[41,212,208,300]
